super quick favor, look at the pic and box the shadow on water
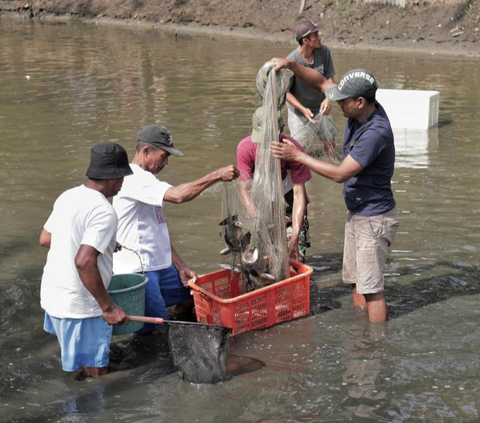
[3,254,480,422]
[3,333,177,422]
[387,261,480,319]
[307,254,480,321]
[0,259,178,417]
[307,253,347,315]
[227,354,266,377]
[0,277,42,334]
[1,260,267,422]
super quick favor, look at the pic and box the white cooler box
[376,89,439,129]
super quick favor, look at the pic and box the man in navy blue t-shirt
[270,62,399,322]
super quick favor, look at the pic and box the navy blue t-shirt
[342,102,396,216]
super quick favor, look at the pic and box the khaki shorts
[342,207,399,295]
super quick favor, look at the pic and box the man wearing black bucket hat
[39,143,133,377]
[269,62,399,323]
[113,125,239,334]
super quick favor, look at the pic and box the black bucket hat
[137,125,184,157]
[85,143,133,180]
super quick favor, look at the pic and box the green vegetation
[343,0,358,25]
[465,0,480,27]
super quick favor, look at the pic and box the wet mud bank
[0,0,479,57]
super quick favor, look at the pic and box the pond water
[1,18,480,423]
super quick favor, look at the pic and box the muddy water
[1,18,480,422]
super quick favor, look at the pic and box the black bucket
[167,321,232,384]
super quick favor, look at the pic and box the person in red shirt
[236,107,312,262]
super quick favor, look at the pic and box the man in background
[287,20,338,158]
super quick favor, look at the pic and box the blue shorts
[138,264,192,334]
[44,313,112,372]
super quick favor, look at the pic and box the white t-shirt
[40,185,118,319]
[112,164,172,274]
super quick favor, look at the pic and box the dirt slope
[1,0,479,57]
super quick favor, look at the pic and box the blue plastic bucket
[108,273,149,335]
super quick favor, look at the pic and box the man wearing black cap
[113,125,239,334]
[39,143,133,377]
[270,62,399,323]
[286,20,338,158]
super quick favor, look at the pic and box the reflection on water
[341,321,387,420]
[394,127,439,168]
[1,18,480,422]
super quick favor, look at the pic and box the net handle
[128,315,164,325]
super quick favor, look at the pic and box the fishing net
[219,62,293,292]
[167,321,231,384]
[292,112,342,163]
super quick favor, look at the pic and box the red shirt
[236,134,312,187]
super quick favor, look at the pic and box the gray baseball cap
[326,69,378,101]
[137,125,184,157]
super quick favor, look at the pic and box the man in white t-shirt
[40,143,133,377]
[113,125,239,334]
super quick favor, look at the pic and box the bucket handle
[119,245,146,280]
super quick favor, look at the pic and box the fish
[259,273,276,282]
[220,247,231,255]
[219,214,248,253]
[218,263,243,274]
[242,247,259,266]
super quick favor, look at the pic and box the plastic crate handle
[290,262,300,275]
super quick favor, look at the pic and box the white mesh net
[219,62,293,292]
[292,113,342,163]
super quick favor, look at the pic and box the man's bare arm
[75,245,129,325]
[164,165,239,204]
[171,243,197,287]
[39,229,51,248]
[272,58,336,93]
[271,140,364,183]
[289,184,307,260]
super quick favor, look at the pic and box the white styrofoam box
[394,127,439,169]
[376,89,440,129]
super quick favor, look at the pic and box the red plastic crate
[189,260,313,336]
